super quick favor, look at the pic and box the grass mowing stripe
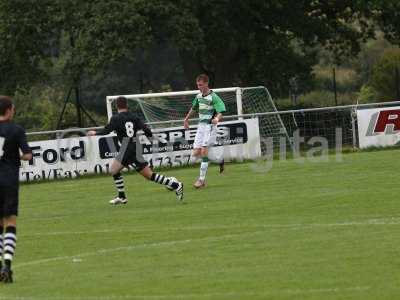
[17,216,400,237]
[0,286,371,299]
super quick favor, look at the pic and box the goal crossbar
[106,87,241,120]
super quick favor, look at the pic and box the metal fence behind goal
[26,100,400,155]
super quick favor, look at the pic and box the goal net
[106,86,291,152]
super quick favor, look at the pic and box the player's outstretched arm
[184,108,196,129]
[88,118,116,136]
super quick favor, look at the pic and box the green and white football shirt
[192,91,226,124]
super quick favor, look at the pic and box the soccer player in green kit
[183,74,226,188]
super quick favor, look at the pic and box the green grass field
[1,150,399,299]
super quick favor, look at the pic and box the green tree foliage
[0,0,57,93]
[173,1,375,94]
[369,0,400,44]
[12,85,107,131]
[352,33,392,86]
[0,0,393,130]
[357,84,378,103]
[368,47,400,101]
[0,1,376,92]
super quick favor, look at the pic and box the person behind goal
[183,74,226,188]
[0,96,32,283]
[88,96,184,204]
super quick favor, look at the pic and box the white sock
[199,161,209,180]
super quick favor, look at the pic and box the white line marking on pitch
[14,231,266,269]
[13,217,400,269]
[19,216,400,237]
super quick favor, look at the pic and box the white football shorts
[193,123,217,149]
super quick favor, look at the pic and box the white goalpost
[106,87,243,122]
[105,86,292,154]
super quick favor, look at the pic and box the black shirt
[0,121,32,186]
[96,112,153,142]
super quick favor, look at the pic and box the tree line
[1,0,400,130]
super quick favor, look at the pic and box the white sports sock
[199,161,209,180]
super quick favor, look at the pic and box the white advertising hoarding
[20,119,261,182]
[357,106,400,148]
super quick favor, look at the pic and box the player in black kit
[0,96,32,283]
[87,96,184,204]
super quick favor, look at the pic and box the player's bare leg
[138,166,153,180]
[192,148,202,161]
[109,160,127,205]
[140,167,184,201]
[110,159,124,175]
[0,216,16,283]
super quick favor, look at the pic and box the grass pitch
[1,150,399,299]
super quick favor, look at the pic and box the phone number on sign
[148,154,191,169]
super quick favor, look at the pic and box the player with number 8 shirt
[87,96,184,204]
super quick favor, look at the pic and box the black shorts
[0,186,19,218]
[116,149,148,172]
